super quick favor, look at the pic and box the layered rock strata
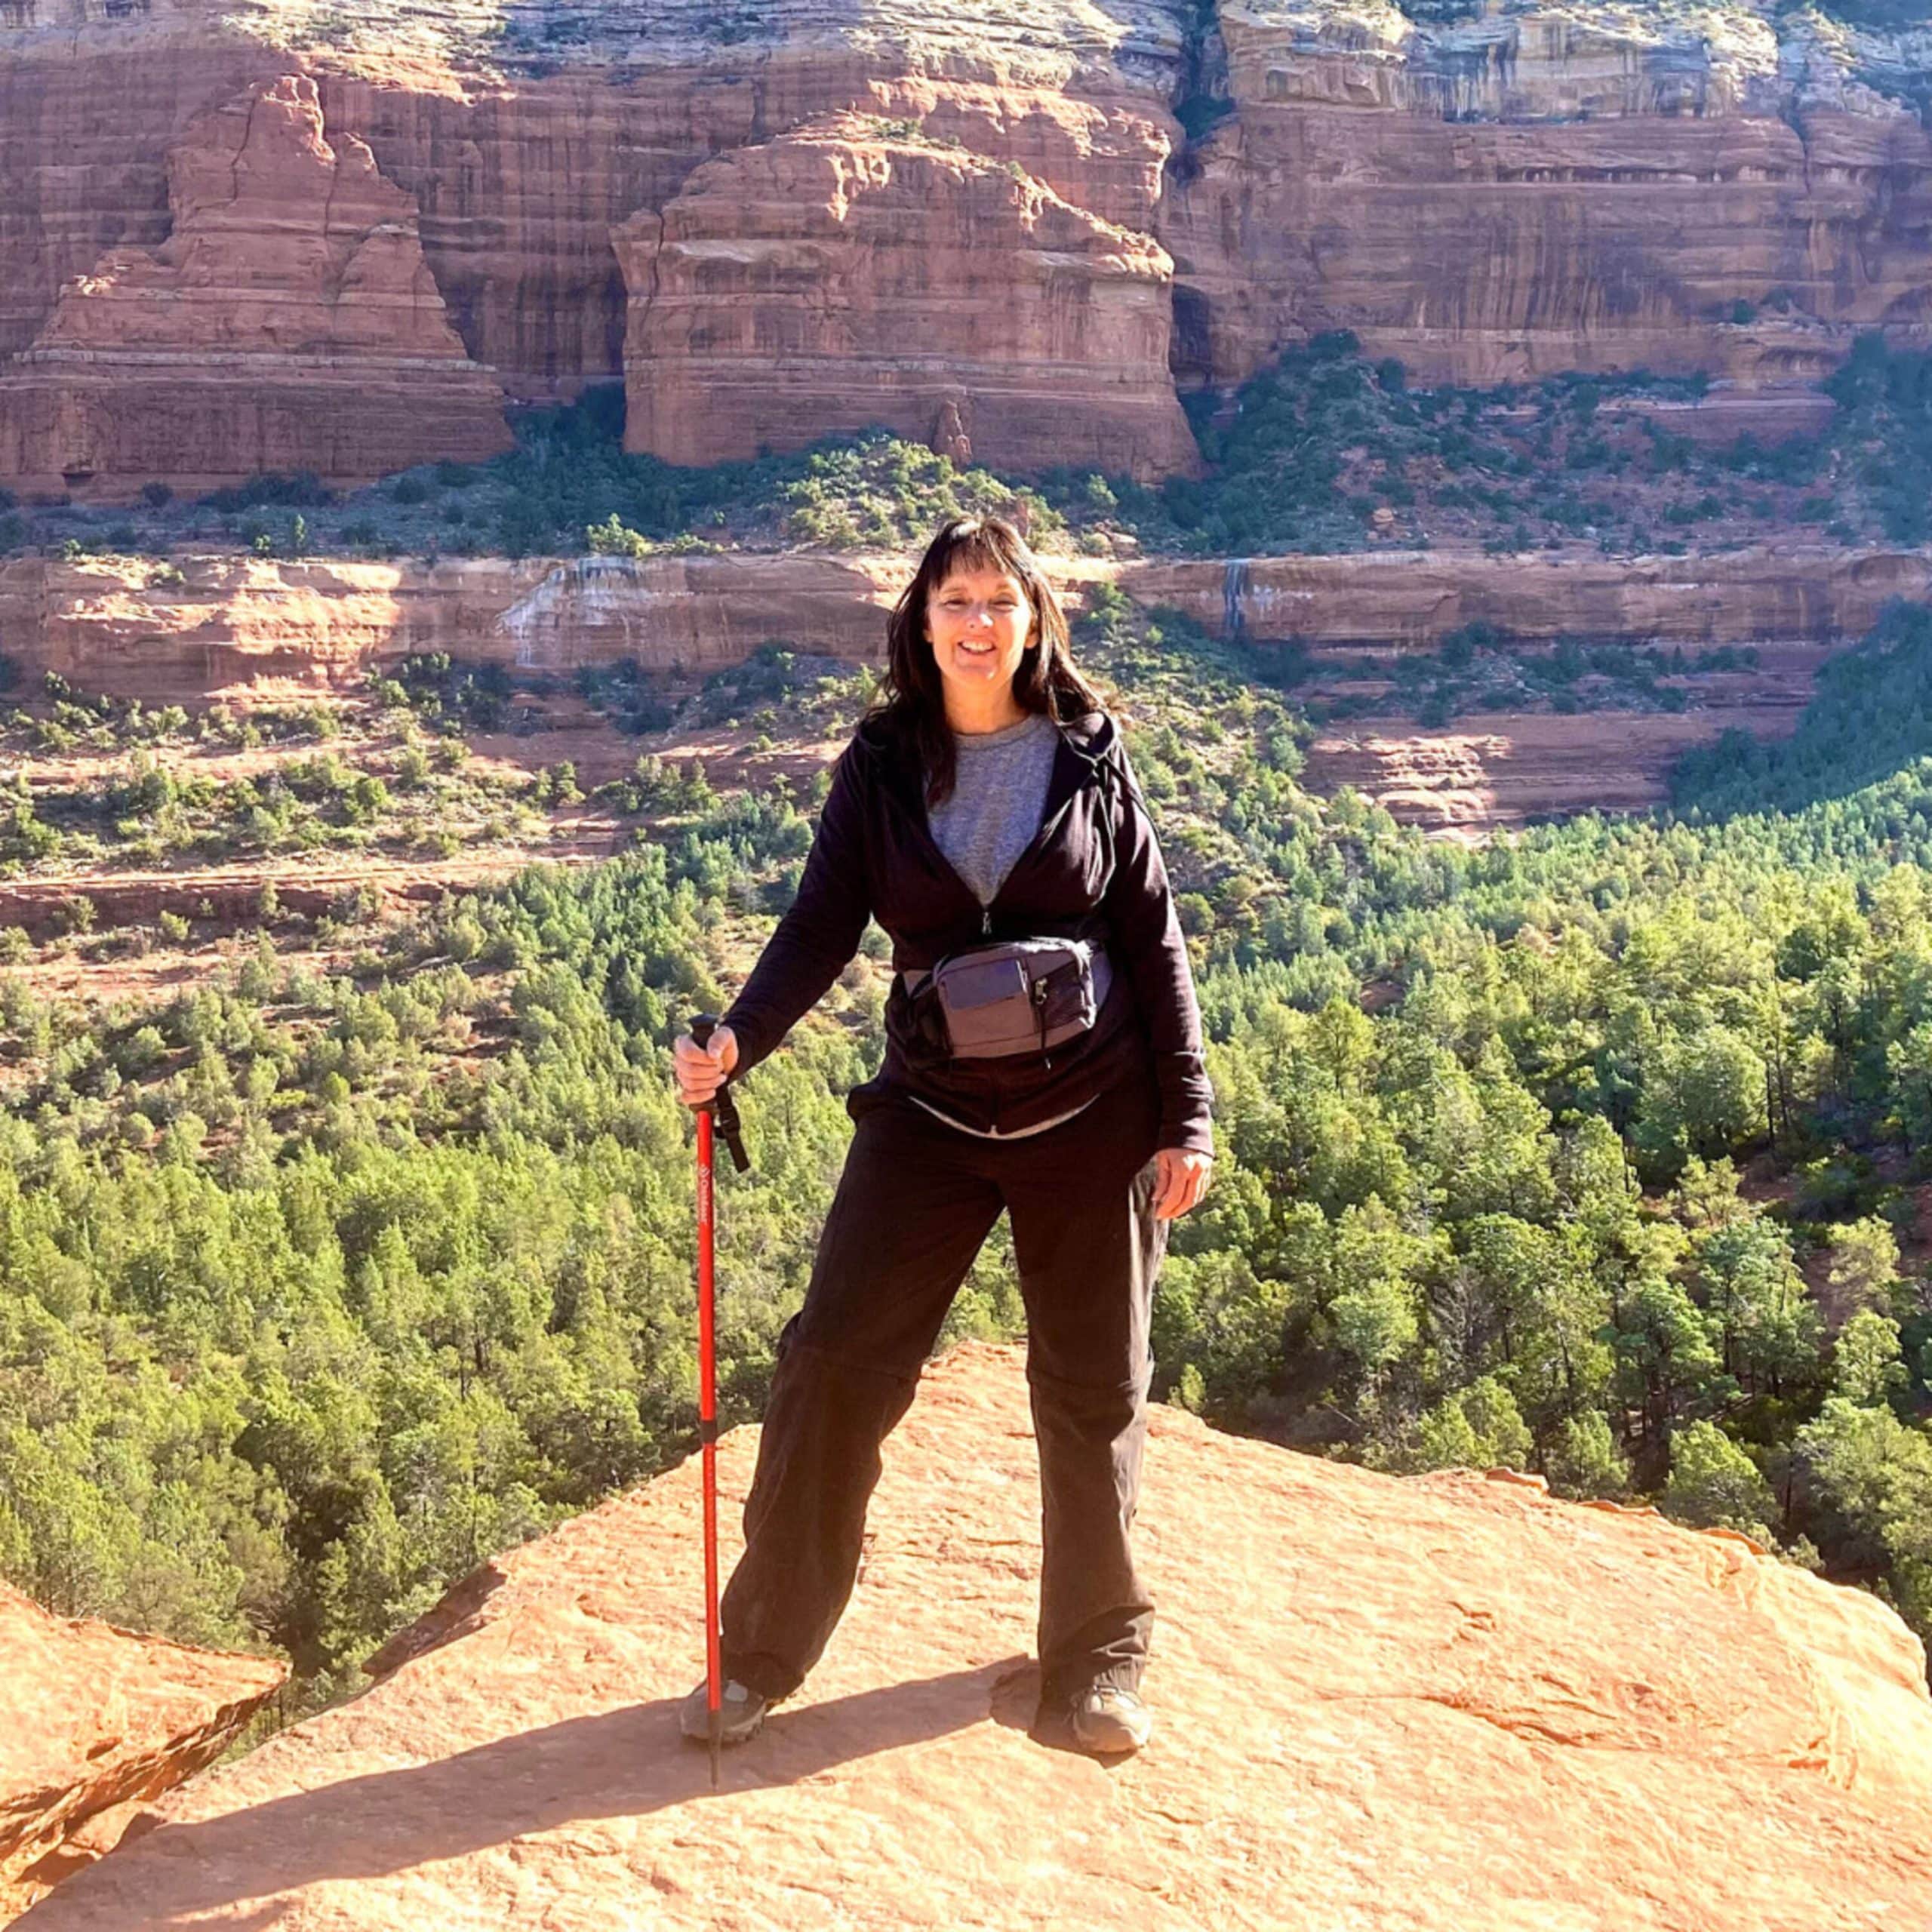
[0,1580,285,1921]
[0,541,1919,700]
[5,5,1932,488]
[0,75,509,500]
[1167,3,1932,391]
[0,549,903,697]
[1133,542,1932,648]
[21,1342,1932,1928]
[1304,686,1817,840]
[0,540,1912,700]
[615,113,1197,478]
[0,20,269,374]
[309,69,1187,405]
[0,2,1196,413]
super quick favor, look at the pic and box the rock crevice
[0,1580,284,1922]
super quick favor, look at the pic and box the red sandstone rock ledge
[0,549,905,698]
[1,543,1924,701]
[1130,543,1932,651]
[0,1582,285,1922]
[20,1343,1932,1929]
[1305,696,1817,841]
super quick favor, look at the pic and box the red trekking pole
[689,1014,747,1789]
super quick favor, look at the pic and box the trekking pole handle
[690,1014,750,1173]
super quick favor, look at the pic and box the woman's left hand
[1152,1148,1214,1221]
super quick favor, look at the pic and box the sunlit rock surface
[21,1343,1932,1929]
[2,5,1929,487]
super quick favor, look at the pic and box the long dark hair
[872,514,1106,806]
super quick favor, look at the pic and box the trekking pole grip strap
[688,1012,751,1173]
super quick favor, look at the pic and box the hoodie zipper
[869,726,1100,933]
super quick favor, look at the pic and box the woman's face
[924,564,1035,711]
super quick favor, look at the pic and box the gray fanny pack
[902,937,1111,1061]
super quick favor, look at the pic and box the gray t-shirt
[926,710,1060,906]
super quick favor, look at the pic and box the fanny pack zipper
[1032,973,1053,1068]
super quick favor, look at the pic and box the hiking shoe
[679,1677,770,1747]
[1069,1684,1152,1756]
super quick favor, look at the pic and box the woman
[672,512,1214,1758]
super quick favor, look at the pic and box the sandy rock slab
[0,1582,285,1921]
[23,1341,1932,1929]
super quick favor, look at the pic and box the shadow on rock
[26,1657,1029,1927]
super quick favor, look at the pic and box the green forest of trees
[8,590,1932,1715]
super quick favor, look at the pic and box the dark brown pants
[719,1063,1168,1712]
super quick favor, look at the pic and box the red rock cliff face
[1164,2,1932,391]
[1,4,1930,491]
[0,3,1197,472]
[0,5,273,370]
[0,73,510,500]
[0,549,903,697]
[314,60,1184,405]
[615,114,1197,478]
[0,540,1917,702]
[1126,542,1932,648]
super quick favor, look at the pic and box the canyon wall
[1,5,1930,494]
[0,75,510,499]
[0,2,1198,486]
[0,549,904,697]
[313,33,1191,406]
[1302,678,1823,841]
[0,536,1906,840]
[1131,542,1932,649]
[1130,541,1919,835]
[614,115,1197,478]
[1167,4,1932,392]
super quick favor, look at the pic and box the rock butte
[0,1582,285,1921]
[614,113,1198,479]
[0,75,509,500]
[0,3,1930,491]
[19,1342,1932,1928]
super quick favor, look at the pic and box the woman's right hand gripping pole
[675,1024,739,1109]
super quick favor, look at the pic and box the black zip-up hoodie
[720,705,1214,1152]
